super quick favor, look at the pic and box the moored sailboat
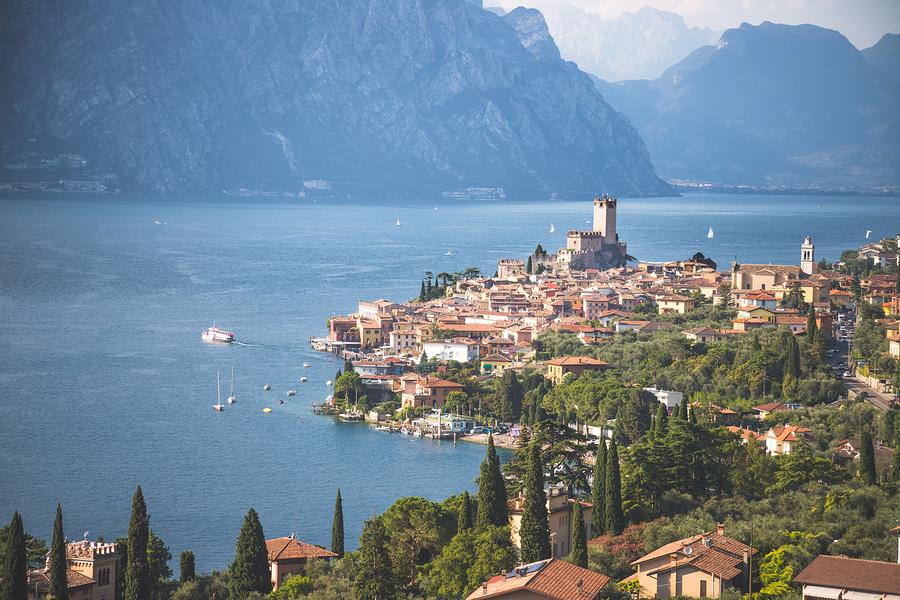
[213,371,225,412]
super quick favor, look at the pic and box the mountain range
[593,22,900,189]
[0,0,669,197]
[510,3,720,81]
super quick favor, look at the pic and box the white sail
[549,223,555,233]
[395,219,401,226]
[707,227,714,239]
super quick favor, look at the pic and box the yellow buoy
[263,407,272,414]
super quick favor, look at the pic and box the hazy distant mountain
[532,4,720,81]
[0,0,669,197]
[863,33,900,81]
[594,22,900,188]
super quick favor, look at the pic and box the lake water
[1,192,897,571]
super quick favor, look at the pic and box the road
[828,313,894,412]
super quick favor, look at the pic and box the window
[700,580,707,597]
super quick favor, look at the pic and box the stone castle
[528,194,629,274]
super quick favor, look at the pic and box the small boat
[433,206,438,210]
[445,250,453,256]
[263,384,271,391]
[302,362,310,368]
[213,371,225,412]
[286,390,296,396]
[278,399,285,404]
[395,219,401,227]
[227,366,237,404]
[549,223,555,233]
[375,425,392,432]
[154,220,162,225]
[325,380,333,386]
[707,227,715,239]
[263,407,272,414]
[866,230,872,239]
[202,325,234,343]
[299,376,308,383]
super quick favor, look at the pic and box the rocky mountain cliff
[594,22,900,189]
[0,0,669,197]
[503,3,720,81]
[863,33,900,81]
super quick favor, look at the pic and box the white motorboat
[302,362,310,368]
[213,371,225,412]
[325,380,333,386]
[445,250,453,256]
[202,325,234,343]
[300,376,309,383]
[286,390,296,396]
[263,384,271,391]
[227,366,237,404]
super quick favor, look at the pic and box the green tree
[519,441,551,563]
[526,256,533,274]
[679,396,689,420]
[590,442,607,537]
[757,546,794,598]
[653,403,668,437]
[331,489,344,558]
[178,551,195,582]
[3,511,27,600]
[806,304,817,341]
[495,371,524,423]
[124,486,150,600]
[859,427,878,485]
[228,508,271,598]
[355,518,396,600]
[475,435,508,528]
[604,440,624,535]
[147,531,171,598]
[457,491,472,534]
[419,280,426,301]
[268,575,313,599]
[423,526,516,600]
[569,501,588,568]
[48,504,69,600]
[169,580,202,600]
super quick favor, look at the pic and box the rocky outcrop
[0,0,669,197]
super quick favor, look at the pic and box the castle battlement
[67,540,118,559]
[567,230,604,238]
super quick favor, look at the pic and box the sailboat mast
[230,366,234,396]
[217,371,221,404]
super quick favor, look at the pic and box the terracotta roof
[266,536,337,561]
[794,555,900,594]
[464,559,609,600]
[28,568,95,590]
[632,531,756,581]
[422,377,465,389]
[546,356,609,367]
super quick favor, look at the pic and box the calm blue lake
[1,192,897,571]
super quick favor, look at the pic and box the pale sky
[494,0,900,48]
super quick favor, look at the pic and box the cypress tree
[526,256,533,274]
[178,551,195,582]
[475,435,508,528]
[653,403,668,436]
[806,304,817,341]
[457,491,472,534]
[331,489,344,557]
[679,396,689,420]
[590,442,607,537]
[569,501,588,568]
[355,518,396,600]
[859,428,878,485]
[4,511,27,600]
[671,404,681,420]
[335,369,342,383]
[689,404,698,424]
[343,359,354,374]
[892,438,900,482]
[48,504,68,600]
[229,508,271,598]
[785,335,801,378]
[604,439,624,535]
[124,486,149,600]
[519,441,550,562]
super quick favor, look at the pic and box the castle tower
[593,194,617,243]
[800,236,814,275]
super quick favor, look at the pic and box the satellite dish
[683,546,692,556]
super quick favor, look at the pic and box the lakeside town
[3,196,900,600]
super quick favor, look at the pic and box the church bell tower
[800,236,814,275]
